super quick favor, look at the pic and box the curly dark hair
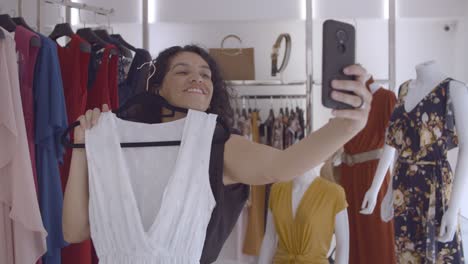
[149,45,234,129]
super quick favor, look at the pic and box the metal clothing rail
[238,95,307,99]
[37,0,114,32]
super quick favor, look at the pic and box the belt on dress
[397,159,438,166]
[341,148,383,166]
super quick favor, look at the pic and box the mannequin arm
[334,209,350,264]
[360,144,395,214]
[439,81,468,242]
[258,210,278,264]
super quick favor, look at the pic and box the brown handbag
[209,34,255,80]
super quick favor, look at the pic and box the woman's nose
[190,74,203,83]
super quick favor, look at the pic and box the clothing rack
[37,0,114,33]
[238,94,306,99]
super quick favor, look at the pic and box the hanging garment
[386,78,464,263]
[200,126,249,264]
[120,49,152,105]
[87,46,120,264]
[339,88,397,264]
[86,45,119,110]
[14,25,40,191]
[272,116,284,150]
[34,34,69,264]
[0,27,47,264]
[243,111,266,257]
[108,49,119,108]
[269,178,347,264]
[55,34,93,264]
[90,45,121,264]
[86,110,218,263]
[115,104,249,264]
[117,55,132,103]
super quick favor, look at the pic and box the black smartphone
[322,19,356,109]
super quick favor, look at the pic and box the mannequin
[361,60,468,260]
[337,75,396,264]
[258,164,349,264]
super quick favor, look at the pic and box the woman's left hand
[330,64,372,133]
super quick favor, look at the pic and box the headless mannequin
[361,60,468,243]
[258,165,350,264]
[369,81,381,94]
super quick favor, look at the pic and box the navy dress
[386,78,464,263]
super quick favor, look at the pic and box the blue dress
[33,34,69,264]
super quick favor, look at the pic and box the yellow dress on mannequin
[269,178,347,264]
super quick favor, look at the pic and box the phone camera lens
[336,30,348,43]
[337,44,346,54]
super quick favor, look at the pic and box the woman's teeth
[186,88,205,94]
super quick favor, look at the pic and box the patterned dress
[386,78,464,263]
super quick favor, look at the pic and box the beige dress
[0,28,47,264]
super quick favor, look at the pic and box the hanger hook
[107,14,113,34]
[56,3,64,24]
[78,8,84,28]
[138,61,156,92]
[255,95,258,110]
[94,11,97,27]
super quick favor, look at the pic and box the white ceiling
[1,0,467,26]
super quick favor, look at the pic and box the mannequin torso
[369,82,381,94]
[259,165,350,264]
[405,60,449,112]
[291,165,321,216]
[361,60,468,245]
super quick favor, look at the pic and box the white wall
[149,21,307,82]
[395,18,462,88]
[398,0,467,18]
[454,18,468,83]
[155,0,305,22]
[314,0,386,19]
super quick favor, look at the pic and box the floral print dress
[386,78,464,263]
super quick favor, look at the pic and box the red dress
[14,26,40,192]
[86,45,119,110]
[339,88,397,264]
[56,34,93,264]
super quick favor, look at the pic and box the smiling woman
[61,44,372,264]
[148,45,235,128]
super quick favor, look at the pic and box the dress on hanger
[14,25,40,191]
[0,26,47,264]
[200,125,249,263]
[339,87,397,264]
[272,116,284,150]
[113,101,249,264]
[56,34,93,264]
[121,49,152,105]
[386,78,464,263]
[269,178,347,264]
[108,48,119,108]
[34,33,69,264]
[86,44,119,110]
[243,111,266,256]
[85,110,218,263]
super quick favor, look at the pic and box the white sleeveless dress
[85,110,217,264]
